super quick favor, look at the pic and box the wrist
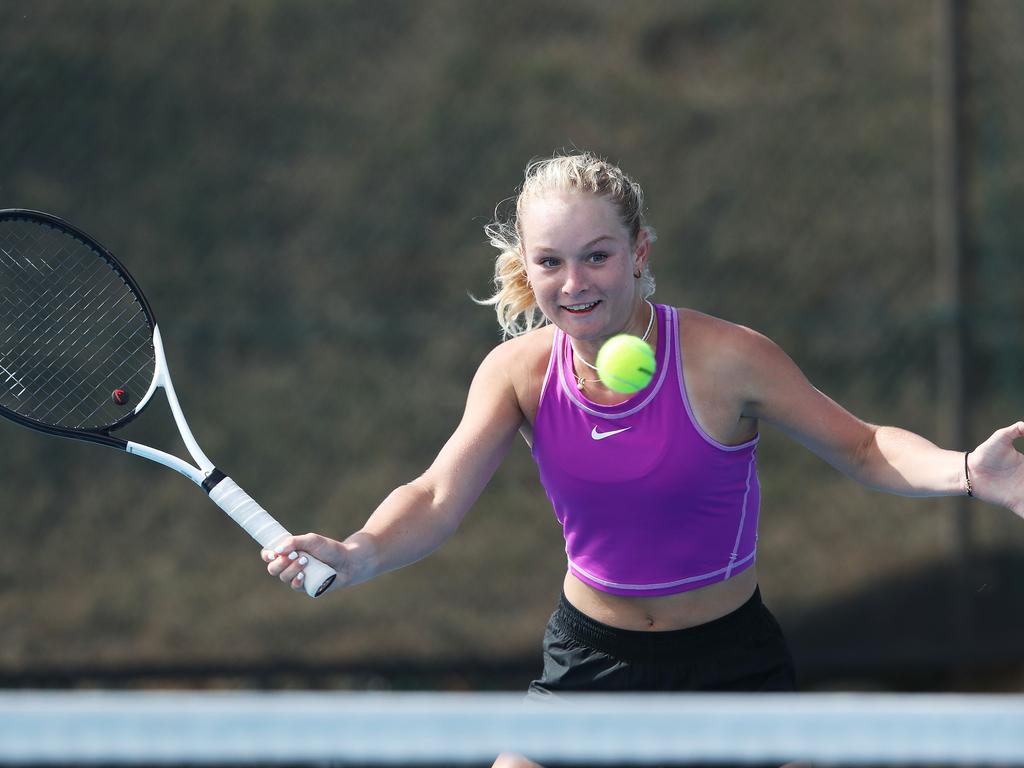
[341,530,380,586]
[963,450,974,498]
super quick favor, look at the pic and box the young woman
[263,152,1024,764]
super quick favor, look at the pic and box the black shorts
[528,586,796,696]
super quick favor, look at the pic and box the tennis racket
[0,209,336,597]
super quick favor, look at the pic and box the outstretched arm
[265,342,526,592]
[737,326,1022,515]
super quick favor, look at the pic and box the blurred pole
[933,0,974,654]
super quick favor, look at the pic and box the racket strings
[7,248,128,378]
[5,255,151,426]
[3,240,120,395]
[0,219,155,430]
[13,241,152,424]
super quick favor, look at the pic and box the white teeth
[566,302,597,311]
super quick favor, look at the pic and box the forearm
[854,425,967,497]
[341,481,461,586]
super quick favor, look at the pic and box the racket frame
[0,209,336,597]
[0,209,156,446]
[125,324,217,487]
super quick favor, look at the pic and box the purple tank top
[531,304,760,597]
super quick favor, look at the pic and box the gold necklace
[572,300,655,390]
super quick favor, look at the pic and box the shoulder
[474,324,556,410]
[478,324,555,373]
[675,307,788,399]
[676,307,774,361]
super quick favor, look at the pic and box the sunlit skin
[518,190,760,625]
[265,189,764,629]
[262,187,1024,598]
[520,190,652,376]
[258,184,1024,768]
[260,189,1024,670]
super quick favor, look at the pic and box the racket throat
[201,467,228,493]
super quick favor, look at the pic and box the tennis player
[264,152,1024,766]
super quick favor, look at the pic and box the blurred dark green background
[1,0,1022,691]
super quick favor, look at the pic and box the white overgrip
[207,476,337,598]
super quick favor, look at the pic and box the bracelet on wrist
[964,451,974,498]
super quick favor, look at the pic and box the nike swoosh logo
[591,426,631,441]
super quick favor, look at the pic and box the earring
[633,268,642,279]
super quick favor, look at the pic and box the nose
[561,263,588,298]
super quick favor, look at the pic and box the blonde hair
[478,151,656,337]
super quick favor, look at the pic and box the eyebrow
[533,235,615,254]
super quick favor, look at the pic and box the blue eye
[588,251,608,263]
[539,257,560,268]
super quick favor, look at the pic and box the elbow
[847,424,884,488]
[407,476,464,537]
[852,426,878,470]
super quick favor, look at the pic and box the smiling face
[520,191,649,346]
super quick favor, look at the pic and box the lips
[562,300,601,314]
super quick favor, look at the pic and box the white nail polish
[288,552,298,561]
[299,556,308,566]
[274,545,284,554]
[296,572,305,581]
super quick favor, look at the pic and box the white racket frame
[125,326,336,598]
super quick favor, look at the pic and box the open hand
[968,422,1024,517]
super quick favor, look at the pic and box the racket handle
[207,476,337,598]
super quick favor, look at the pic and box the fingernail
[275,545,284,554]
[288,552,298,561]
[296,572,305,581]
[298,556,308,566]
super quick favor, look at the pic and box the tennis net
[0,690,1022,766]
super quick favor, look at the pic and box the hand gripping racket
[0,209,336,597]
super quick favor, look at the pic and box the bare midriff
[563,566,759,631]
